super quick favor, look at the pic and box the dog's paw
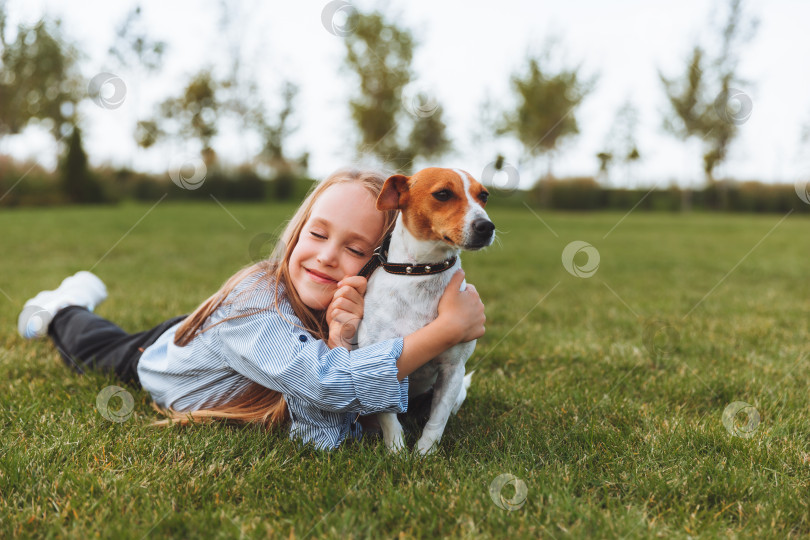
[416,436,439,456]
[384,431,406,453]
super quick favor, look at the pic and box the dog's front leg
[416,360,466,455]
[377,412,406,452]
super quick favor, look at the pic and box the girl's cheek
[344,257,366,277]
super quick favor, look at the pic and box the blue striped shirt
[137,270,408,450]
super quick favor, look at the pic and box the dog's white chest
[359,269,451,340]
[358,264,475,398]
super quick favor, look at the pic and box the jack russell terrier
[356,167,495,455]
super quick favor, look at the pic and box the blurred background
[1,0,809,211]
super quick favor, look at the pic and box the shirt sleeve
[214,308,408,416]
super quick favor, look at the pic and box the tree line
[0,0,804,210]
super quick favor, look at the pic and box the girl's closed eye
[310,230,365,256]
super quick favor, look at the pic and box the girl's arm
[396,270,485,381]
[327,270,486,382]
[216,270,483,415]
[216,312,409,415]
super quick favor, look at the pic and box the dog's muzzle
[467,218,495,249]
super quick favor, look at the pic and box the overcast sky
[3,0,809,189]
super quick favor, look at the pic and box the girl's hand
[394,269,486,381]
[436,270,486,344]
[326,276,367,349]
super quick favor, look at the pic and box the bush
[525,176,809,213]
[530,176,604,210]
[0,157,65,207]
[3,154,806,213]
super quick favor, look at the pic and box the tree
[0,0,7,52]
[0,13,100,203]
[499,49,594,182]
[163,70,221,165]
[472,91,502,166]
[253,82,300,174]
[660,0,757,187]
[135,1,306,200]
[61,126,103,203]
[596,99,642,186]
[108,4,166,167]
[595,151,613,184]
[108,5,166,73]
[0,18,83,140]
[250,81,306,200]
[137,70,222,166]
[407,93,451,161]
[213,0,308,195]
[342,10,450,172]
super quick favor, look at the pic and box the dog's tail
[451,370,475,415]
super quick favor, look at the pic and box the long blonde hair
[150,168,398,429]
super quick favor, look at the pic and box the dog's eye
[432,190,452,202]
[478,192,489,203]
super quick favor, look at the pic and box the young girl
[18,168,486,450]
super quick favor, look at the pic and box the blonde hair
[150,168,398,430]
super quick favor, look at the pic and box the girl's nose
[317,241,340,266]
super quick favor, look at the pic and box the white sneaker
[17,271,108,339]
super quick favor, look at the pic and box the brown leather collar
[357,233,457,278]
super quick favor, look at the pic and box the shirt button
[298,334,308,342]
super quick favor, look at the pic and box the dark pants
[47,306,187,388]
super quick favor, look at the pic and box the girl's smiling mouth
[305,268,338,284]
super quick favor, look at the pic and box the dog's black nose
[473,219,495,235]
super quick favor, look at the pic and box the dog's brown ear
[377,174,409,211]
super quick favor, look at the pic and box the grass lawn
[1,200,809,538]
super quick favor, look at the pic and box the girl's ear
[377,174,409,211]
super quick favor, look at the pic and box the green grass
[1,201,809,538]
